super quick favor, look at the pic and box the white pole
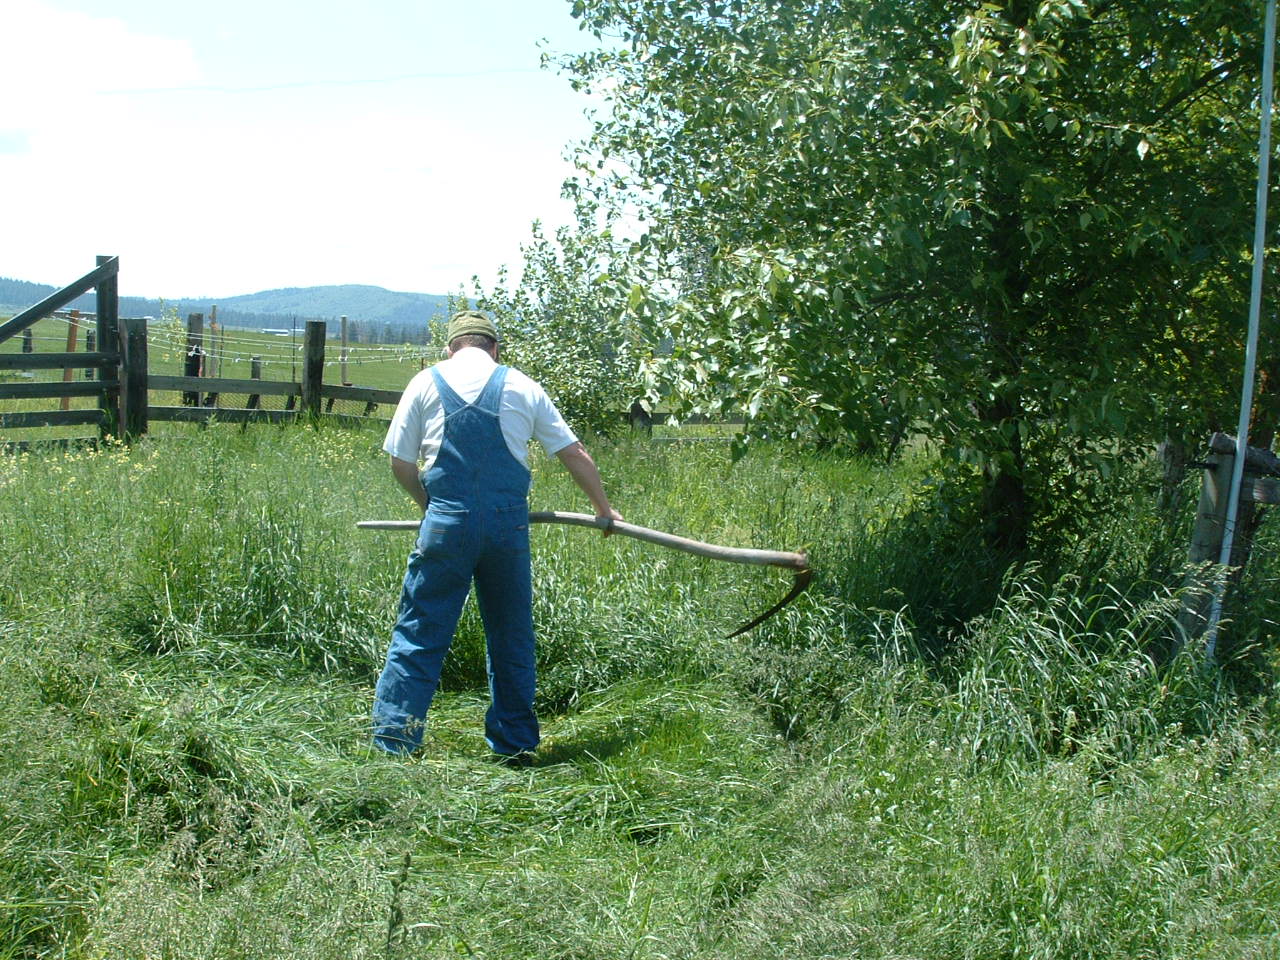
[1205,0,1277,661]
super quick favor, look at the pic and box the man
[373,310,622,762]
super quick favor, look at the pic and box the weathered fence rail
[0,352,119,372]
[119,317,399,436]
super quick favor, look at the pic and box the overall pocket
[491,502,531,551]
[416,507,469,554]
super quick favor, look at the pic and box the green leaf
[555,0,1261,536]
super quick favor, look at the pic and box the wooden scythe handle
[357,513,811,636]
[357,512,809,572]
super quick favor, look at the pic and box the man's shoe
[496,751,536,769]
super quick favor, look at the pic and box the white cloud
[1,1,588,298]
[1,1,203,287]
[1,1,200,130]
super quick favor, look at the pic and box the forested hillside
[0,277,451,344]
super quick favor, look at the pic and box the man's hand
[598,507,623,538]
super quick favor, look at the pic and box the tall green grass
[1,426,1277,958]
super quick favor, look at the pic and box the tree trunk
[983,461,1030,554]
[979,165,1033,555]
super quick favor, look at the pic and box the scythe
[357,512,811,637]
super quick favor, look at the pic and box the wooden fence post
[121,316,149,440]
[96,254,120,440]
[85,331,96,379]
[61,310,80,411]
[22,328,32,353]
[210,305,220,378]
[1175,449,1234,646]
[301,319,326,419]
[183,313,204,406]
[203,317,219,407]
[246,356,261,409]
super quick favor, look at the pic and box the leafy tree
[564,0,1270,549]
[475,221,644,438]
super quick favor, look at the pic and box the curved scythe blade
[724,567,813,638]
[357,511,812,637]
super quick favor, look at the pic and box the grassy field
[1,315,431,382]
[1,425,1278,958]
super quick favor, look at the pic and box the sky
[0,0,608,298]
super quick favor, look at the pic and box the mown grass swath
[1,425,1277,958]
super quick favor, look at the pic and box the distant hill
[0,278,455,344]
[180,285,454,329]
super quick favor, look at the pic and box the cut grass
[1,426,1278,958]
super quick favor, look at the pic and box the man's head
[446,310,499,356]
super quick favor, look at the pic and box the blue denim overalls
[372,365,538,757]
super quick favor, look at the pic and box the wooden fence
[1,257,738,449]
[0,256,121,442]
[0,257,404,446]
[135,315,403,433]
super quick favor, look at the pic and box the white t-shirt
[382,347,578,471]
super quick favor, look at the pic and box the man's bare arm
[555,442,622,529]
[390,456,429,512]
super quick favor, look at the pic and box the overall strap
[430,367,467,414]
[473,366,510,415]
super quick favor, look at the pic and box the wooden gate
[0,256,122,447]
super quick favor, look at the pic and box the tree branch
[1151,54,1252,125]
